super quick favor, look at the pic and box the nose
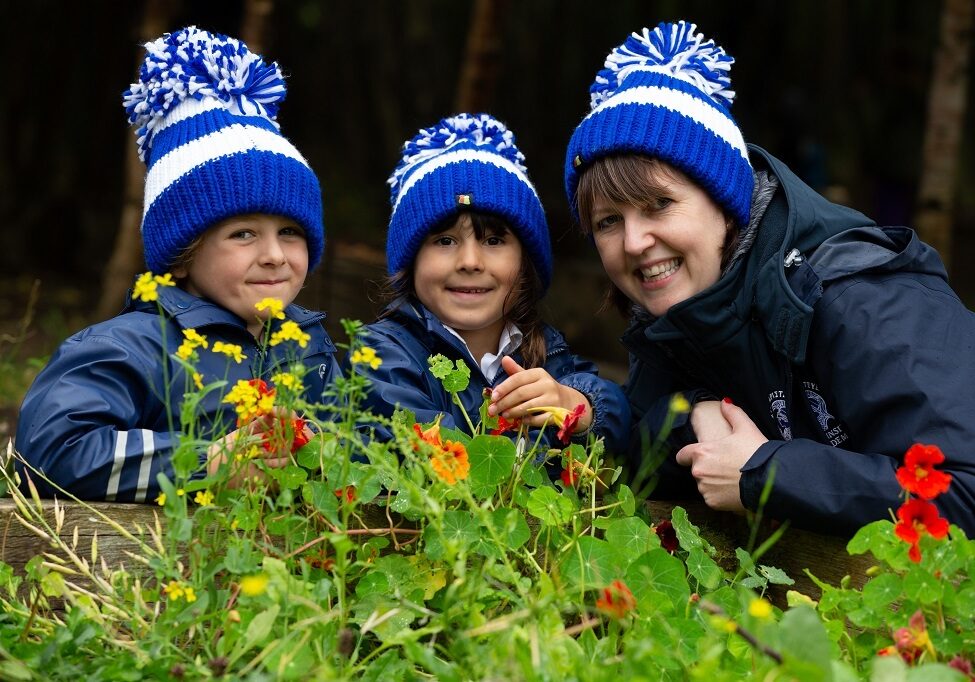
[622,214,655,257]
[456,239,484,271]
[260,235,287,266]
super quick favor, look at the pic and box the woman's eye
[594,214,621,231]
[652,197,673,210]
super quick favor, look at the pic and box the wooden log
[0,498,872,606]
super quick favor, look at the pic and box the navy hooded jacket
[624,146,975,536]
[16,286,339,502]
[350,299,630,455]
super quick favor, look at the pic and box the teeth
[641,258,682,281]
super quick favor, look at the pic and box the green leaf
[778,606,833,678]
[686,547,723,589]
[526,486,575,526]
[861,573,902,610]
[428,354,470,393]
[237,604,280,658]
[605,517,655,563]
[847,520,899,562]
[467,435,516,498]
[670,506,705,551]
[903,565,943,603]
[303,480,339,525]
[423,510,479,560]
[295,433,336,470]
[625,548,689,614]
[359,650,412,682]
[561,535,622,588]
[272,464,308,490]
[759,564,795,586]
[40,571,65,597]
[476,508,530,558]
[427,354,454,379]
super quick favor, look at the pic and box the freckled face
[173,214,308,337]
[590,167,728,317]
[413,213,523,357]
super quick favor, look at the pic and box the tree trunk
[454,0,511,112]
[240,0,275,55]
[914,0,974,273]
[95,0,173,321]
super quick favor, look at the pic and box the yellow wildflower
[155,492,166,506]
[183,329,209,349]
[269,321,310,349]
[351,346,383,370]
[132,272,159,302]
[154,273,175,288]
[223,379,275,423]
[230,518,239,530]
[194,489,215,507]
[748,598,773,620]
[272,371,304,392]
[192,372,204,390]
[670,393,691,415]
[183,586,197,603]
[240,573,269,597]
[176,488,185,497]
[255,298,286,320]
[212,341,246,364]
[175,342,194,361]
[163,580,185,601]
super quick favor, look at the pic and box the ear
[171,264,187,279]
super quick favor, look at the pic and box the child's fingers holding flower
[490,357,592,433]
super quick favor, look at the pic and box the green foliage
[2,314,974,680]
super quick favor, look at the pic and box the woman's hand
[488,356,593,433]
[675,399,767,511]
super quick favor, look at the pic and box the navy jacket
[350,299,630,455]
[16,286,339,502]
[625,146,975,536]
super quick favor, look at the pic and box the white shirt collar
[443,322,523,381]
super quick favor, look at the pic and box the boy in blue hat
[16,26,339,502]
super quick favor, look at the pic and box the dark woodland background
[1,0,973,384]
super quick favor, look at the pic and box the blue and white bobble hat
[565,22,753,227]
[387,113,552,289]
[123,26,324,273]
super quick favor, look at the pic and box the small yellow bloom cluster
[132,272,175,303]
[223,379,276,423]
[163,580,197,603]
[272,371,304,392]
[192,372,204,390]
[194,489,215,506]
[212,341,246,364]
[670,393,691,415]
[156,492,166,506]
[239,573,269,597]
[748,597,773,620]
[255,297,286,320]
[351,346,383,370]
[270,321,310,349]
[176,328,209,361]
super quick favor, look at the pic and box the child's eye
[433,235,455,247]
[484,235,505,246]
[229,229,255,240]
[280,226,306,238]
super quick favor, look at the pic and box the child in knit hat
[351,113,629,456]
[16,26,339,501]
[566,21,975,536]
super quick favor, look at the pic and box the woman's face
[590,165,729,317]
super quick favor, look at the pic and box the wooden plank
[0,498,871,606]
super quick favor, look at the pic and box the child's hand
[207,408,310,488]
[488,356,593,433]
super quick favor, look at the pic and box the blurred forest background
[1,0,973,435]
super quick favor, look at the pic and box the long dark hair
[382,210,548,368]
[576,155,740,316]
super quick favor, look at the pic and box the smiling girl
[352,114,628,454]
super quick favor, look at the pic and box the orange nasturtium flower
[525,403,587,444]
[412,420,470,484]
[894,498,950,562]
[595,579,637,619]
[896,444,952,500]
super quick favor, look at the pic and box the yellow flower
[272,371,304,392]
[255,298,286,320]
[192,372,204,390]
[154,273,176,288]
[183,586,197,603]
[223,379,275,423]
[748,598,773,620]
[194,489,215,506]
[163,580,185,601]
[212,341,246,364]
[176,341,194,361]
[132,272,159,302]
[351,346,383,370]
[183,329,209,349]
[269,321,310,349]
[240,573,269,597]
[176,488,185,497]
[670,393,691,415]
[155,492,166,506]
[230,518,240,530]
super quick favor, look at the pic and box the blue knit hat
[387,113,552,290]
[565,21,753,227]
[123,26,324,273]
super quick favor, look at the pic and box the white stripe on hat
[105,429,128,501]
[392,148,539,214]
[143,123,311,216]
[586,84,748,160]
[154,97,227,133]
[134,429,155,503]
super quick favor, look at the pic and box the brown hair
[575,155,740,316]
[168,233,206,282]
[382,210,548,368]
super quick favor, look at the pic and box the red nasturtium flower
[412,420,470,484]
[896,444,952,500]
[334,485,357,503]
[525,403,587,444]
[490,415,522,436]
[948,656,974,680]
[654,519,679,553]
[894,498,950,562]
[595,579,637,619]
[877,610,935,664]
[259,416,309,455]
[560,466,578,488]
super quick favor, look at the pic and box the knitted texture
[387,113,552,289]
[123,26,324,273]
[565,21,753,227]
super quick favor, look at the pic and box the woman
[564,21,975,536]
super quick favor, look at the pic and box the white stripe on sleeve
[105,430,128,502]
[135,429,155,503]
